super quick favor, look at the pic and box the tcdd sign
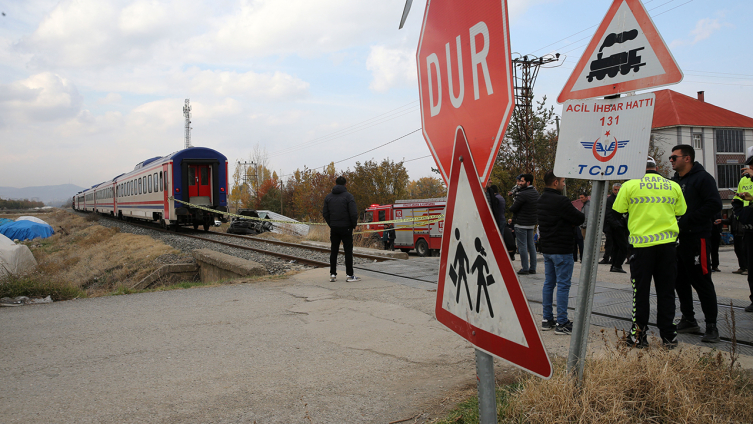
[417,0,514,187]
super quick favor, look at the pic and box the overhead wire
[279,128,423,178]
[268,101,419,158]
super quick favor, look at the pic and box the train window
[139,178,142,194]
[189,167,195,186]
[159,172,163,192]
[201,167,208,185]
[164,172,168,191]
[153,173,158,192]
[148,175,153,193]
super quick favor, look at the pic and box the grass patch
[435,330,753,423]
[0,274,86,301]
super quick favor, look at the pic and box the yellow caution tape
[169,197,444,227]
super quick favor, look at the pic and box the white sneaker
[330,274,336,282]
[346,275,360,282]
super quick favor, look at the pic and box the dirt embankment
[1,210,188,299]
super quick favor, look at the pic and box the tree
[492,96,559,199]
[406,176,447,199]
[228,159,252,213]
[346,158,410,212]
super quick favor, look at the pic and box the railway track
[354,264,753,349]
[92,213,395,268]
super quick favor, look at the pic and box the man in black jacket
[322,176,359,282]
[537,171,585,334]
[605,183,629,273]
[510,173,539,275]
[670,145,723,342]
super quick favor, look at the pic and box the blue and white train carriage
[73,147,228,230]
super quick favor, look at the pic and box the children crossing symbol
[435,126,552,379]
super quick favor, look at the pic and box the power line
[280,128,423,177]
[268,101,419,158]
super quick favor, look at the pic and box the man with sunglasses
[670,145,723,343]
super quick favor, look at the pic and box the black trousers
[330,227,354,276]
[734,233,748,270]
[610,226,629,267]
[602,230,612,261]
[630,243,677,341]
[676,235,718,325]
[710,230,721,269]
[744,233,753,302]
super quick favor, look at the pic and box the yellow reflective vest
[735,176,753,206]
[612,171,687,247]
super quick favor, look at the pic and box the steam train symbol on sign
[581,138,630,162]
[586,29,647,82]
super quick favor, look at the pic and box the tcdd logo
[580,130,630,162]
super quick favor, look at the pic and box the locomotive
[73,147,228,231]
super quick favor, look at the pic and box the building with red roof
[651,89,753,204]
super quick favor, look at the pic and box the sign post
[416,0,544,421]
[555,0,682,384]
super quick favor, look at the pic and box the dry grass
[500,330,753,423]
[1,210,183,299]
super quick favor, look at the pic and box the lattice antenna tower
[183,99,192,149]
[510,53,559,171]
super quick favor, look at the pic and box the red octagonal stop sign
[417,0,515,186]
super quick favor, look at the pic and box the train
[72,147,228,231]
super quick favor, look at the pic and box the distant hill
[0,184,86,207]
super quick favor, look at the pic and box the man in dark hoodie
[670,144,723,342]
[510,173,539,275]
[537,171,585,335]
[322,176,359,283]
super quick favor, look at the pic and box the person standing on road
[710,212,722,272]
[510,173,539,275]
[670,145,723,342]
[579,193,590,239]
[606,183,629,273]
[730,156,753,313]
[537,171,584,335]
[599,187,618,265]
[322,176,360,283]
[613,157,687,348]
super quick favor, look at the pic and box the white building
[651,89,753,208]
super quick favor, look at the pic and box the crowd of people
[490,144,753,348]
[322,143,753,350]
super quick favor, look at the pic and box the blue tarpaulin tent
[0,220,54,241]
[0,218,13,227]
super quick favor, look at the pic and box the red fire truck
[363,198,446,257]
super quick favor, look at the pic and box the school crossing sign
[554,93,655,181]
[436,127,552,379]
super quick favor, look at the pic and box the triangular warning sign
[436,126,552,379]
[557,0,682,103]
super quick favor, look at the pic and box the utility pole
[183,99,192,149]
[510,53,559,173]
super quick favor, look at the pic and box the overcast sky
[1,0,750,189]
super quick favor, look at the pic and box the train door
[188,164,212,205]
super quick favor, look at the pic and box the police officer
[613,157,687,348]
[732,155,753,313]
[670,144,723,343]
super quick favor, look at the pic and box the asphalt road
[1,268,479,423]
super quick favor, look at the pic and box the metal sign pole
[566,179,609,383]
[475,349,497,423]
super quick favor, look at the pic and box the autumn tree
[345,158,410,212]
[406,176,447,199]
